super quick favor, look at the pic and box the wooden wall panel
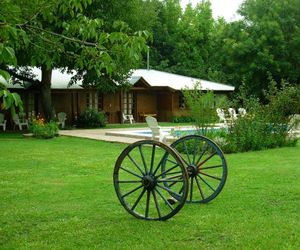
[172,91,189,117]
[103,92,121,123]
[135,91,157,122]
[157,91,173,122]
[137,92,157,113]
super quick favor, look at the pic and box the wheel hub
[142,175,156,190]
[187,165,198,177]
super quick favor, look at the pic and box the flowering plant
[30,114,59,139]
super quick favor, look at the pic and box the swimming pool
[105,126,224,141]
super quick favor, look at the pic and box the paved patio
[59,125,300,145]
[59,127,150,144]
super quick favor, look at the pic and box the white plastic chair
[57,112,67,128]
[0,113,7,131]
[228,108,238,120]
[216,108,228,127]
[122,113,135,124]
[145,116,167,142]
[238,108,247,117]
[13,114,29,130]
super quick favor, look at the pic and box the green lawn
[0,134,299,249]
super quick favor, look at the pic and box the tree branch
[3,67,41,85]
[23,24,102,48]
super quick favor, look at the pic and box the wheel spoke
[161,170,184,177]
[145,190,150,218]
[155,188,174,211]
[139,145,148,174]
[169,135,227,204]
[195,175,205,200]
[192,137,198,164]
[178,185,184,195]
[198,175,215,192]
[195,143,209,166]
[190,177,194,202]
[131,188,146,211]
[183,140,192,164]
[118,180,142,183]
[180,157,190,167]
[152,190,162,219]
[153,152,168,175]
[200,164,223,170]
[120,166,143,179]
[168,176,183,187]
[149,144,156,174]
[115,140,189,220]
[121,184,143,198]
[156,179,183,183]
[156,184,181,199]
[197,152,217,167]
[199,171,222,181]
[157,174,183,181]
[166,158,178,165]
[127,154,145,175]
[155,165,180,179]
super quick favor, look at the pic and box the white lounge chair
[13,114,29,130]
[57,112,67,128]
[0,113,7,131]
[228,108,238,120]
[122,113,135,124]
[146,116,167,142]
[216,108,228,127]
[238,108,247,117]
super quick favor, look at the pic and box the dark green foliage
[173,128,228,154]
[76,108,106,128]
[145,0,300,100]
[211,0,300,97]
[223,82,300,153]
[264,80,300,124]
[148,0,215,79]
[171,116,194,123]
[1,0,149,120]
[182,82,223,135]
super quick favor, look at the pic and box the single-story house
[3,68,234,124]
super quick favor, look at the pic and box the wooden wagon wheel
[114,140,189,221]
[169,135,227,203]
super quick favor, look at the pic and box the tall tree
[212,0,300,96]
[170,1,214,78]
[149,0,182,70]
[0,0,149,120]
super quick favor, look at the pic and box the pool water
[135,127,225,137]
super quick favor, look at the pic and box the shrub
[225,82,300,153]
[170,128,228,154]
[171,116,194,123]
[182,82,225,134]
[30,117,59,139]
[76,108,106,128]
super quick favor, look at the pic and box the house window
[95,92,103,111]
[123,91,135,115]
[86,92,93,108]
[179,92,185,109]
[86,92,103,110]
[28,93,35,112]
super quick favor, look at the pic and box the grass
[0,134,299,249]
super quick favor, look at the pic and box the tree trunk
[40,66,54,121]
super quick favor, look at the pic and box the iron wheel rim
[169,135,227,204]
[114,140,189,220]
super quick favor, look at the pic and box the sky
[180,0,244,21]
